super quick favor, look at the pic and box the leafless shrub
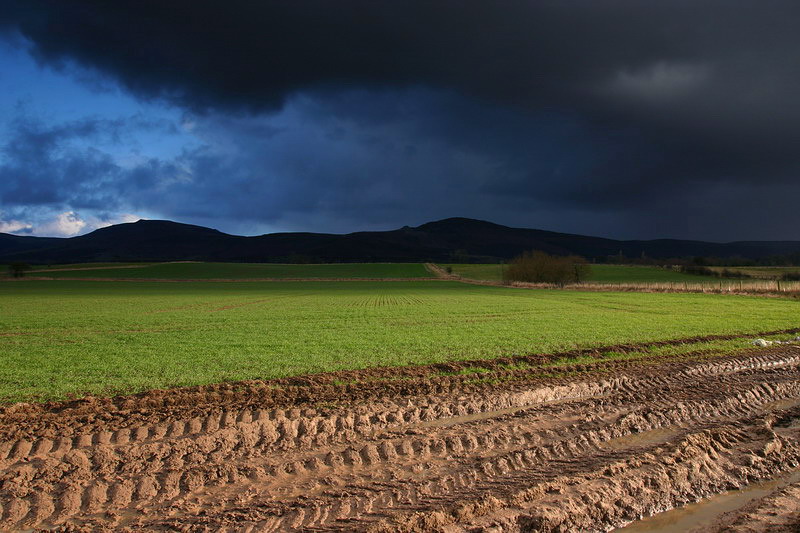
[8,262,31,278]
[503,251,589,286]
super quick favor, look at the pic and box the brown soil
[1,346,800,531]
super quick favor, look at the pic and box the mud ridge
[0,347,799,531]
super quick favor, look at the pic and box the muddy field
[1,345,799,532]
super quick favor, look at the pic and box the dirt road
[1,346,799,531]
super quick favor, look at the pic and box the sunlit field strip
[1,280,798,403]
[21,262,432,279]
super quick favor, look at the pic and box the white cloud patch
[1,211,144,237]
[607,62,710,101]
[92,213,141,229]
[35,211,87,237]
[0,218,33,233]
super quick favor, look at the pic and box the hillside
[1,217,800,264]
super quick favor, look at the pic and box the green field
[585,265,717,283]
[24,262,432,279]
[443,263,721,283]
[1,279,797,403]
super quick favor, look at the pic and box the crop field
[2,271,800,531]
[1,279,799,403]
[21,261,432,279]
[443,262,718,282]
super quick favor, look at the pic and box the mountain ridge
[2,217,799,264]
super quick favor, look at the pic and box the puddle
[415,395,592,429]
[614,469,800,532]
[599,427,682,450]
[761,396,800,412]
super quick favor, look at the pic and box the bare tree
[8,262,31,278]
[503,251,589,286]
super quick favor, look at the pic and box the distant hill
[1,217,800,264]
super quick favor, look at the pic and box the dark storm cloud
[2,1,800,239]
[3,1,798,120]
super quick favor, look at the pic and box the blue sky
[0,39,197,236]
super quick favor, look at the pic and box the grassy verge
[434,333,800,382]
[709,266,800,279]
[541,334,798,368]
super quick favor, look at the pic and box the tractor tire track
[0,348,799,531]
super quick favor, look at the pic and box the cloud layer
[1,1,800,240]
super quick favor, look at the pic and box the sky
[0,1,799,241]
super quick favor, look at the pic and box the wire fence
[504,279,800,296]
